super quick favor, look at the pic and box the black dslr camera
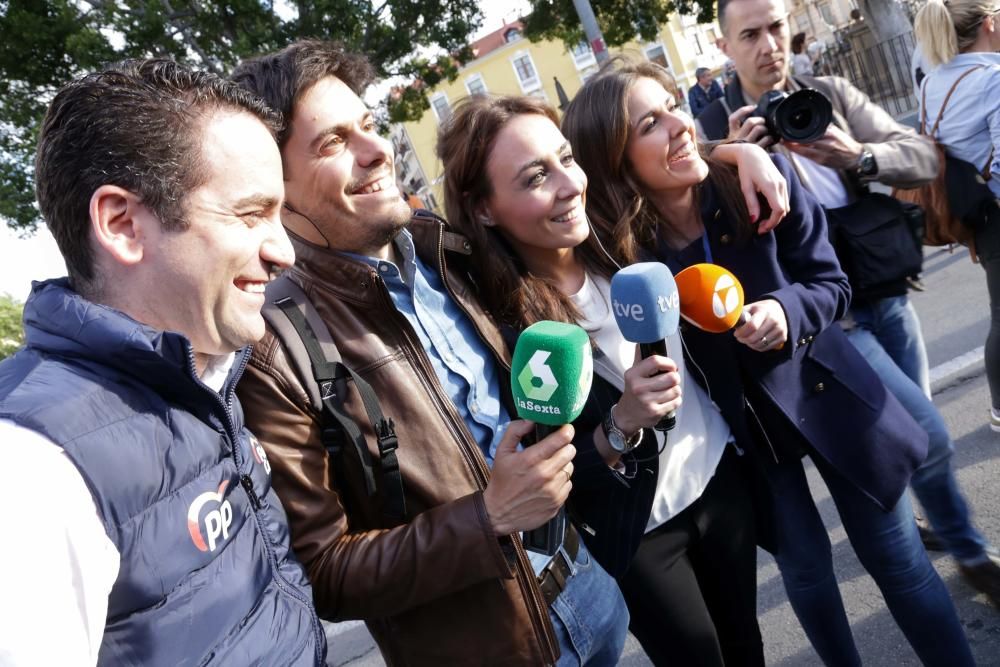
[753,88,833,143]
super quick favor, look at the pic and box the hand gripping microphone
[610,262,681,431]
[675,263,746,332]
[510,320,593,556]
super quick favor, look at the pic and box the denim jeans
[846,297,989,564]
[849,296,930,395]
[765,453,973,666]
[549,541,629,666]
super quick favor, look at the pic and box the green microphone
[510,321,593,555]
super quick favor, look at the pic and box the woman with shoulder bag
[915,0,1000,431]
[562,57,973,667]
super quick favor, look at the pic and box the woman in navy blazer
[563,58,974,666]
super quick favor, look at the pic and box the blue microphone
[610,262,681,431]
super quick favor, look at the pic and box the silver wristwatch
[857,148,877,177]
[603,404,643,454]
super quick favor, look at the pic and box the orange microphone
[675,263,746,332]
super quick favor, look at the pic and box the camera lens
[772,89,832,143]
[788,108,812,131]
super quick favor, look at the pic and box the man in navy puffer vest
[0,59,326,666]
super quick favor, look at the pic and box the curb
[930,346,986,395]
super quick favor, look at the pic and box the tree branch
[160,0,223,73]
[361,0,390,51]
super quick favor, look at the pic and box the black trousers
[619,446,763,667]
[975,204,1000,410]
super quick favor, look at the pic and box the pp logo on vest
[187,480,234,552]
[249,433,271,476]
[712,274,741,319]
[517,350,559,401]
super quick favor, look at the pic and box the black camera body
[753,88,833,143]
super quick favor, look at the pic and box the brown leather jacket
[237,216,559,666]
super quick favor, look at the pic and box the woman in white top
[915,0,1000,429]
[435,93,786,666]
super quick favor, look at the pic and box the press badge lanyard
[701,233,713,264]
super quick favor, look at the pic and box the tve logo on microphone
[613,291,678,322]
[657,292,680,312]
[187,480,234,553]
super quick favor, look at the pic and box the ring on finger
[760,335,768,347]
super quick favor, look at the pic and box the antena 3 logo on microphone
[712,273,741,318]
[675,263,746,332]
[188,480,234,553]
[511,321,593,426]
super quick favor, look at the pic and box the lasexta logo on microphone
[511,321,592,425]
[188,480,234,553]
[517,350,562,415]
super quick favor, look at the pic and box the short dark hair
[695,67,712,79]
[718,0,734,34]
[792,32,807,54]
[35,58,282,294]
[230,40,375,148]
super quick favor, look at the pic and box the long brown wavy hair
[436,94,618,329]
[562,58,755,265]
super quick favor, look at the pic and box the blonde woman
[915,1,1000,432]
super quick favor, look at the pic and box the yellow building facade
[393,16,730,214]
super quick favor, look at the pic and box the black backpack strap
[262,276,406,521]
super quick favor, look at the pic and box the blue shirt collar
[339,229,417,287]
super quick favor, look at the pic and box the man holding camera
[698,0,1000,653]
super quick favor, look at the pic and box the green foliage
[0,0,483,233]
[523,0,717,49]
[522,0,897,56]
[0,294,25,361]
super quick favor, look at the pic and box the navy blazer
[655,155,927,512]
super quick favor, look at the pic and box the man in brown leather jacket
[231,40,630,665]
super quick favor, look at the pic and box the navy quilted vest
[0,279,326,666]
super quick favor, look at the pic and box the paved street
[327,245,1000,666]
